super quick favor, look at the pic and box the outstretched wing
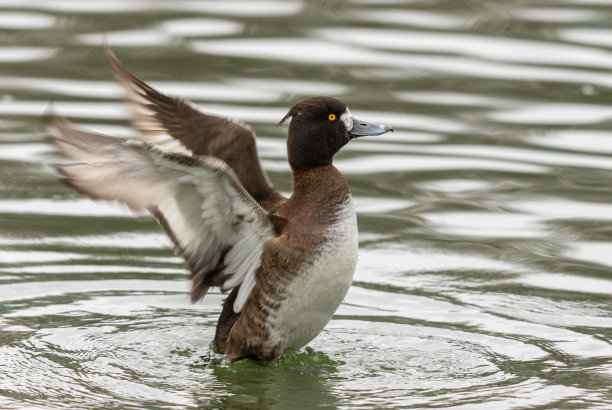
[105,47,285,210]
[48,116,276,313]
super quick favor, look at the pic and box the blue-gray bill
[349,118,393,137]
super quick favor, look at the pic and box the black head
[279,96,392,171]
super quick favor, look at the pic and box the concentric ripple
[1,0,612,408]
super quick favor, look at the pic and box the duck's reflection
[200,349,342,409]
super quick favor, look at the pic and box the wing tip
[103,43,142,90]
[44,115,68,136]
[103,43,123,74]
[44,114,77,154]
[42,103,72,138]
[190,285,210,303]
[232,299,243,314]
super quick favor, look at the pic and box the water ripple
[0,11,55,29]
[192,37,612,88]
[512,7,603,23]
[0,47,56,63]
[1,0,612,408]
[79,19,244,46]
[0,0,302,15]
[316,27,612,70]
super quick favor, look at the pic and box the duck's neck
[277,165,352,239]
[287,155,332,173]
[290,165,350,201]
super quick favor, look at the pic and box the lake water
[1,0,612,408]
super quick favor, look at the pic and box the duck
[47,47,393,362]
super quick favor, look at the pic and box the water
[1,0,612,408]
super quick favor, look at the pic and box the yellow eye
[328,114,336,121]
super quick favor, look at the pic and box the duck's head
[279,96,393,171]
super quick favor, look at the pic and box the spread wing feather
[104,46,285,210]
[48,116,273,312]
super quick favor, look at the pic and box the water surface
[1,0,612,408]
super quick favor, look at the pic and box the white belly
[272,198,359,350]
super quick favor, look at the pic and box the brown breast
[222,165,352,362]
